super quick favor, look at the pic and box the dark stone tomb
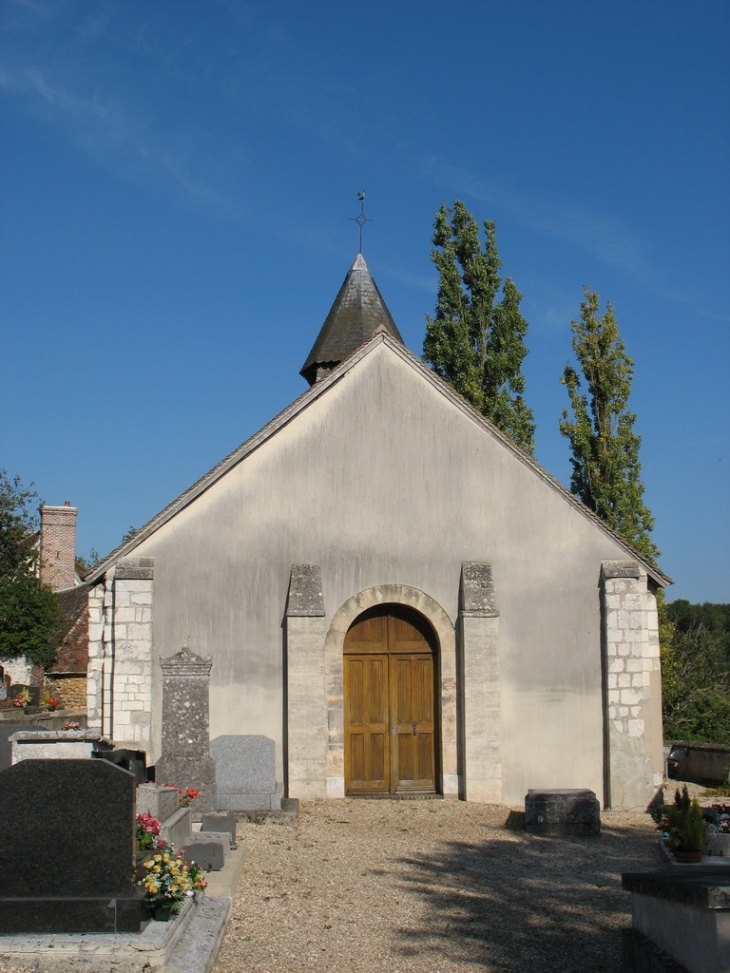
[525,788,601,836]
[0,758,144,933]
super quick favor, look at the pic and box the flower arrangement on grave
[166,785,200,807]
[63,720,81,730]
[43,692,59,710]
[136,813,165,852]
[13,688,32,709]
[139,846,207,917]
[703,803,730,834]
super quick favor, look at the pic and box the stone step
[164,896,232,973]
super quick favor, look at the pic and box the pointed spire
[300,254,405,386]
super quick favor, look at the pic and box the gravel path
[213,799,663,973]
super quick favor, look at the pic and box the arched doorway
[343,604,439,796]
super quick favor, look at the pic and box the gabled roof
[300,253,404,385]
[86,333,671,589]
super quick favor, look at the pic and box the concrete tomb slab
[137,782,181,823]
[201,814,237,849]
[622,868,730,973]
[181,837,226,872]
[159,805,193,851]
[0,724,28,772]
[525,788,601,837]
[11,729,109,764]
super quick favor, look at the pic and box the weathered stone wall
[53,677,87,710]
[0,658,34,686]
[86,559,154,750]
[285,565,329,799]
[86,580,105,732]
[111,559,154,749]
[601,560,663,809]
[459,563,502,803]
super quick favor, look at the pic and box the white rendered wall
[94,343,662,804]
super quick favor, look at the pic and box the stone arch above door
[325,585,458,800]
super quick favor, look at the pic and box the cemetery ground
[212,797,664,973]
[0,782,707,973]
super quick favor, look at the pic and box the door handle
[412,722,418,735]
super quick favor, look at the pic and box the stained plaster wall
[119,343,657,806]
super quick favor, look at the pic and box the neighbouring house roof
[51,583,91,674]
[85,332,671,590]
[300,253,404,385]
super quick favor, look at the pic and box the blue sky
[1,0,728,603]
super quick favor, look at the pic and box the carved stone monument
[155,645,216,815]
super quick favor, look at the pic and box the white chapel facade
[84,253,668,810]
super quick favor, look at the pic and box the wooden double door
[344,606,439,796]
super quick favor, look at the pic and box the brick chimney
[40,502,78,592]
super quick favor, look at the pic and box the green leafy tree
[560,288,659,562]
[76,549,101,574]
[424,201,535,453]
[0,470,61,669]
[661,601,730,745]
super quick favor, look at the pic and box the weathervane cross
[350,191,371,254]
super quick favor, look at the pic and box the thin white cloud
[1,57,239,220]
[415,154,730,325]
[24,67,108,121]
[418,155,652,279]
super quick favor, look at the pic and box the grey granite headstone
[154,645,216,815]
[0,759,142,933]
[181,837,226,871]
[201,814,237,849]
[210,735,281,811]
[525,788,601,836]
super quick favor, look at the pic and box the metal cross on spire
[350,191,371,254]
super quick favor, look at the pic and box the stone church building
[84,253,669,809]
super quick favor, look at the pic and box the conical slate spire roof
[300,253,404,385]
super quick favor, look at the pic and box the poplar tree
[560,289,659,563]
[424,201,535,453]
